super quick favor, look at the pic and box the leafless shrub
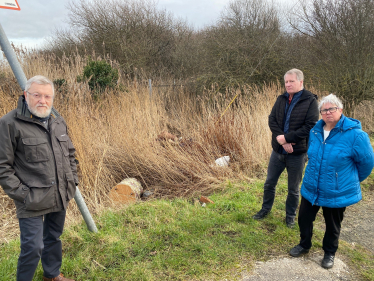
[46,0,192,80]
[290,0,374,116]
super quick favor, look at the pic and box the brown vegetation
[0,51,281,241]
[1,0,374,240]
[42,0,374,115]
[2,49,374,243]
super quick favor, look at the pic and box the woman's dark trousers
[298,197,345,254]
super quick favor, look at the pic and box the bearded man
[0,75,78,281]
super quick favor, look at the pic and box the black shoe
[289,245,309,257]
[252,209,269,220]
[286,217,295,228]
[321,252,335,269]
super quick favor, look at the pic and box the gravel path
[340,196,374,253]
[242,254,350,281]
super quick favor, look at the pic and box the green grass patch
[1,176,373,280]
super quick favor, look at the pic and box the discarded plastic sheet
[215,156,230,167]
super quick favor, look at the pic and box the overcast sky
[0,0,295,50]
[0,0,297,52]
[0,1,67,48]
[0,0,230,49]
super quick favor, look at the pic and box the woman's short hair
[25,75,55,95]
[318,94,344,111]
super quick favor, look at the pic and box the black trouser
[17,210,66,281]
[262,151,307,220]
[298,197,345,254]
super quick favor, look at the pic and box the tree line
[44,0,374,115]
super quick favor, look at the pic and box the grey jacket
[0,95,78,218]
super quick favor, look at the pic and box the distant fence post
[149,79,152,100]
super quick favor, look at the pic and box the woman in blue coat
[289,94,374,269]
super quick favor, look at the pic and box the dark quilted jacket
[268,89,319,154]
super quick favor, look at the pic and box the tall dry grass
[0,51,281,241]
[4,50,373,242]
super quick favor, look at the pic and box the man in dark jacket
[252,69,319,228]
[0,75,78,281]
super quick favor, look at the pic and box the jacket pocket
[13,185,30,203]
[22,138,49,162]
[25,186,56,211]
[56,134,70,157]
[65,172,76,200]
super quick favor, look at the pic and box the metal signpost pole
[0,14,98,233]
[74,187,98,232]
[0,23,27,90]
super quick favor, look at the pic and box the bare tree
[198,0,288,91]
[44,0,296,91]
[291,0,374,116]
[47,0,193,79]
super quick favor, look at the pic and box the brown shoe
[43,273,75,281]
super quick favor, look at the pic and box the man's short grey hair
[284,68,304,82]
[25,75,55,95]
[318,94,344,111]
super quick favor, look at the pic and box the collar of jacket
[284,89,303,101]
[281,89,313,102]
[314,114,361,133]
[15,95,60,122]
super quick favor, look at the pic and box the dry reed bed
[2,52,372,242]
[0,51,278,241]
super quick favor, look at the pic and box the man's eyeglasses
[27,92,53,101]
[320,107,339,115]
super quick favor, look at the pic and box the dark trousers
[298,197,345,254]
[261,151,306,220]
[17,210,66,281]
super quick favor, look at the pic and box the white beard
[26,97,52,118]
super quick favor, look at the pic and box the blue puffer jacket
[301,114,374,208]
